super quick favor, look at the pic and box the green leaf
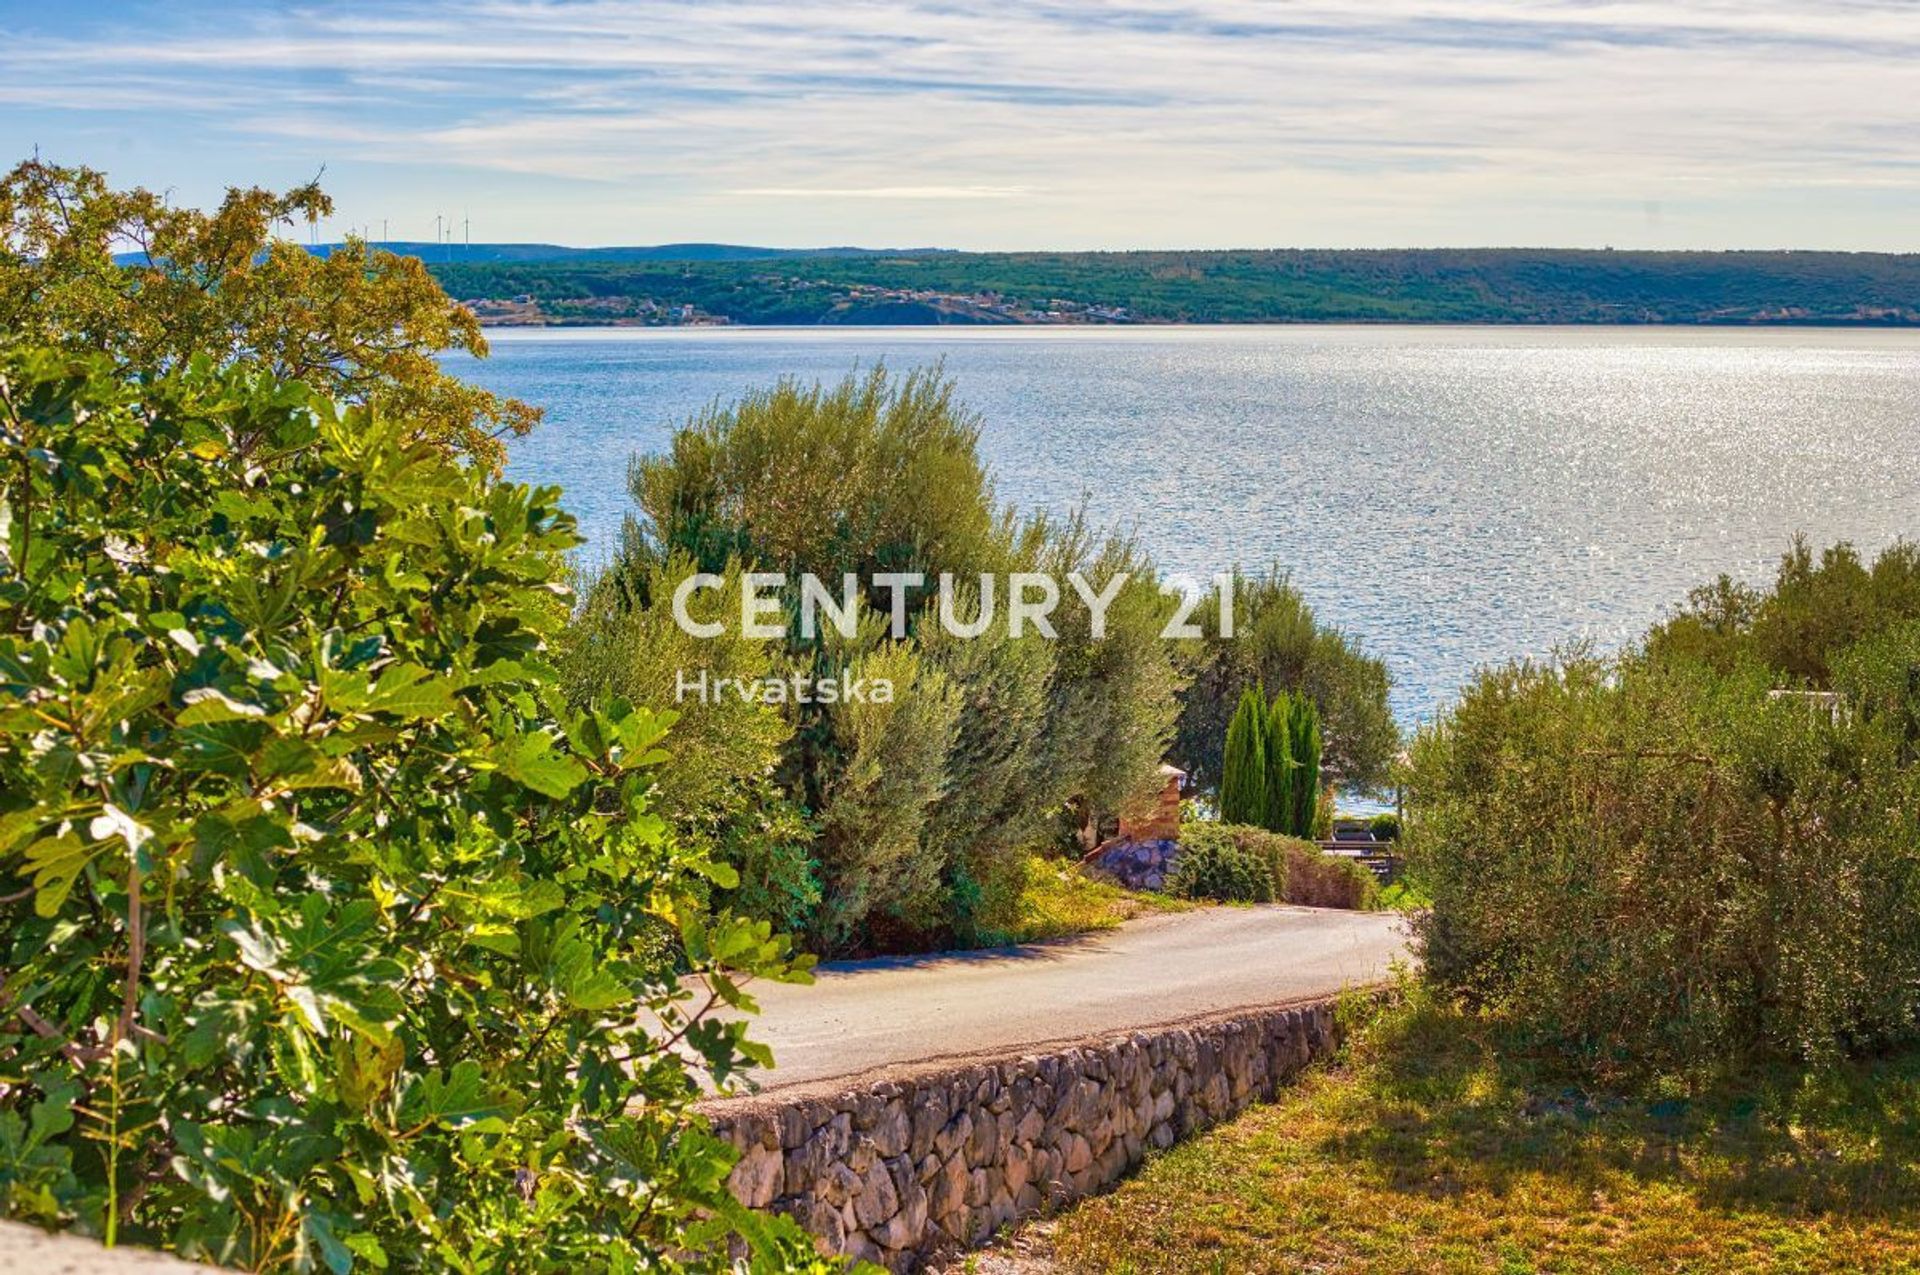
[258,737,362,792]
[334,1032,405,1112]
[491,730,587,799]
[399,1060,517,1132]
[344,1234,389,1271]
[192,806,292,883]
[690,857,740,890]
[302,1208,354,1275]
[0,805,50,856]
[25,1075,77,1148]
[365,664,456,720]
[221,916,286,975]
[550,923,633,1012]
[21,832,99,917]
[178,687,269,724]
[462,923,520,956]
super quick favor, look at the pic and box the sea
[445,325,1920,729]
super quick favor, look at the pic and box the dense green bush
[0,349,825,1269]
[1367,812,1401,841]
[1649,536,1920,685]
[564,553,820,933]
[1033,518,1183,864]
[1221,688,1323,840]
[1176,823,1377,910]
[1408,615,1920,1078]
[1166,824,1275,903]
[1276,835,1377,909]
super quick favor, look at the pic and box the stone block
[728,1139,783,1210]
[850,1157,901,1230]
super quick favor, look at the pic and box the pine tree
[1263,690,1295,834]
[1289,696,1324,837]
[1219,686,1269,825]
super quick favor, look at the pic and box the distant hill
[426,248,1920,328]
[112,242,1918,325]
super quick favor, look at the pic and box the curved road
[0,907,1408,1273]
[729,905,1409,1097]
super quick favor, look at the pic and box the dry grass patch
[1027,989,1920,1274]
[993,855,1193,945]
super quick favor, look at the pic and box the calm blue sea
[445,325,1920,728]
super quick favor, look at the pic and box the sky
[2,0,1917,251]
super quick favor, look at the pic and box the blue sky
[3,0,1917,250]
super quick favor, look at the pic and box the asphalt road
[729,905,1410,1097]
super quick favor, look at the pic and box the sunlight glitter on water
[447,325,1920,728]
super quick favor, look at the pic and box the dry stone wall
[706,997,1345,1271]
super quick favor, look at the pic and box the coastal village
[459,277,1134,326]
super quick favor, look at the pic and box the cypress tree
[1263,690,1295,834]
[1289,696,1324,837]
[1219,686,1268,825]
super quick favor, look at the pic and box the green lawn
[1019,988,1920,1273]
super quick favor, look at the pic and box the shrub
[1176,823,1378,911]
[1367,812,1402,841]
[1034,519,1184,860]
[813,641,963,950]
[563,552,820,933]
[972,853,1179,945]
[1166,824,1275,903]
[1312,784,1335,841]
[1648,536,1920,685]
[1407,635,1920,1079]
[1377,878,1432,911]
[631,366,1000,586]
[914,613,1065,946]
[0,349,824,1268]
[1278,838,1378,910]
[1236,690,1322,840]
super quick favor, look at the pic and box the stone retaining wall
[706,997,1345,1271]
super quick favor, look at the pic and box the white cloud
[732,186,1032,199]
[1,0,1916,248]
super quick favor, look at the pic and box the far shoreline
[472,321,1920,339]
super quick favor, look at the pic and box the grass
[1025,985,1920,1273]
[992,855,1193,945]
[1376,878,1432,911]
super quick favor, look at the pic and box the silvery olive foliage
[0,347,834,1271]
[1408,620,1920,1079]
[607,368,1183,953]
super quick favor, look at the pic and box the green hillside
[432,248,1920,326]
